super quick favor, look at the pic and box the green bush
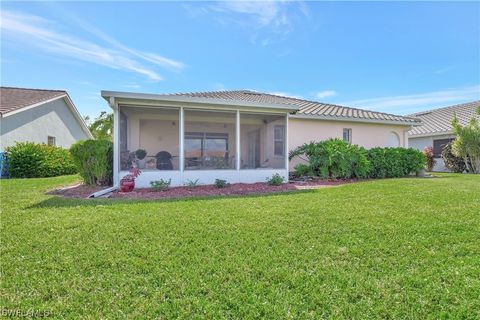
[266,173,285,186]
[214,179,229,189]
[70,140,113,186]
[441,142,466,173]
[367,147,425,178]
[289,139,370,179]
[150,179,171,191]
[293,163,314,177]
[6,142,76,178]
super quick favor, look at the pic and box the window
[343,128,352,143]
[387,132,400,147]
[47,136,56,146]
[274,125,285,156]
[184,110,236,170]
[433,138,454,158]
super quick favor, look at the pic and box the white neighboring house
[408,101,480,172]
[102,89,420,188]
[0,87,92,150]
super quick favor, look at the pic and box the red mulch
[47,184,106,198]
[47,180,355,200]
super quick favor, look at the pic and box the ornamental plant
[441,142,466,173]
[451,114,480,174]
[423,146,436,171]
[289,139,370,179]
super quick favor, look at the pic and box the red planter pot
[120,180,135,192]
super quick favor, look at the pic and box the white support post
[111,97,120,186]
[285,114,289,178]
[179,107,185,176]
[236,110,241,171]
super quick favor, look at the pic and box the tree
[88,111,113,141]
[451,113,480,174]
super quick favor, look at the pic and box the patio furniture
[156,151,173,170]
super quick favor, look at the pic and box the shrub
[367,147,425,178]
[266,173,285,186]
[70,140,113,186]
[423,146,436,171]
[135,149,147,160]
[6,142,76,178]
[441,142,466,173]
[451,115,480,173]
[293,163,314,177]
[214,179,228,188]
[185,178,200,188]
[289,139,370,179]
[150,179,171,191]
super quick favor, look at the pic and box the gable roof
[0,87,67,116]
[104,89,420,125]
[0,86,93,138]
[408,100,480,137]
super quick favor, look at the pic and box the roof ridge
[0,86,66,93]
[408,100,480,116]
[256,90,420,121]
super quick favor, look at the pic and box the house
[102,90,421,187]
[408,101,480,171]
[0,87,92,150]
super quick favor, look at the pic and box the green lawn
[1,174,479,319]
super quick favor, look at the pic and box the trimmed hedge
[367,147,426,178]
[289,139,370,179]
[70,140,113,186]
[5,142,77,178]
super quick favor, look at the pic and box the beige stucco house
[0,87,92,150]
[102,90,420,187]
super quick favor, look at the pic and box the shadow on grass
[28,189,316,209]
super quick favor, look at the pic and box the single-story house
[408,100,479,171]
[0,87,93,150]
[102,90,421,187]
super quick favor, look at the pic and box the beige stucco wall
[288,117,410,170]
[0,98,90,150]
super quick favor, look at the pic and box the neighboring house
[102,90,421,187]
[408,101,480,171]
[0,87,92,150]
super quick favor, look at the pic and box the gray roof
[0,87,67,115]
[408,101,480,137]
[169,90,420,125]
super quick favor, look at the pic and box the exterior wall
[288,118,410,170]
[409,134,456,172]
[0,98,89,150]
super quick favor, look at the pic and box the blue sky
[1,1,479,118]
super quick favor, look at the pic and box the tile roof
[408,101,480,136]
[170,90,420,124]
[0,87,66,115]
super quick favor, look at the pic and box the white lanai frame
[102,91,295,188]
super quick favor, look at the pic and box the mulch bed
[48,179,355,200]
[47,184,106,199]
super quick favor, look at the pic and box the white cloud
[189,1,309,45]
[0,10,184,81]
[315,90,337,99]
[343,85,480,114]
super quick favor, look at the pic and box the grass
[1,174,479,319]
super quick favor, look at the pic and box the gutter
[101,90,299,112]
[289,113,422,126]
